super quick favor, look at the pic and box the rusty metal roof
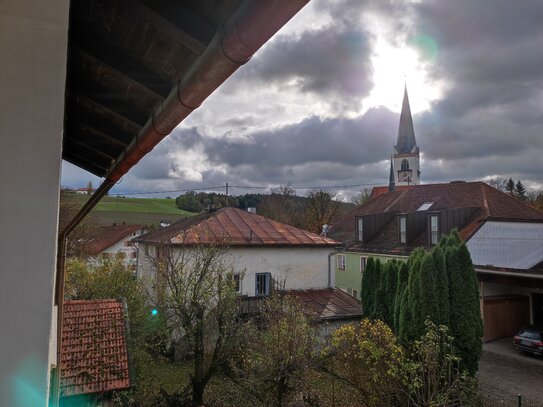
[288,288,363,321]
[83,224,147,255]
[60,299,131,397]
[134,207,340,246]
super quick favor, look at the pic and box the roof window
[417,202,434,211]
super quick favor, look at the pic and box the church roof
[395,86,417,154]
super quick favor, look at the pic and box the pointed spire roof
[395,85,417,154]
[388,156,395,192]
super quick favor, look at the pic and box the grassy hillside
[62,194,193,226]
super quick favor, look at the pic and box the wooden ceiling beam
[128,0,215,55]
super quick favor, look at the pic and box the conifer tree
[398,287,410,346]
[432,246,450,326]
[393,262,409,332]
[506,177,515,195]
[448,243,483,376]
[418,253,440,326]
[361,257,376,317]
[406,249,424,341]
[515,180,527,201]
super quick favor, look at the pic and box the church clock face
[398,171,412,183]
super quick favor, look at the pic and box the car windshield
[519,330,541,340]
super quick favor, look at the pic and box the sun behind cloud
[363,36,443,114]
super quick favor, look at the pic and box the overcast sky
[62,0,543,200]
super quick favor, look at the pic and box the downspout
[52,0,309,403]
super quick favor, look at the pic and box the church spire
[395,85,417,154]
[388,156,395,192]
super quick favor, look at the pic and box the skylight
[417,202,434,211]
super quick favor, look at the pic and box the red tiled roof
[331,181,543,248]
[288,288,363,320]
[84,224,146,255]
[135,207,339,246]
[60,299,131,397]
[369,185,416,199]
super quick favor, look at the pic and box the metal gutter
[53,1,309,403]
[475,268,543,280]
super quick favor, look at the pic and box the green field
[62,194,194,226]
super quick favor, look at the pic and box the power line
[108,182,380,196]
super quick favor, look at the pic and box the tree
[447,243,483,376]
[393,262,409,333]
[506,178,515,195]
[324,319,404,406]
[405,249,425,341]
[234,294,317,407]
[259,184,304,228]
[86,180,93,194]
[59,193,99,257]
[304,188,341,234]
[486,177,508,192]
[143,242,243,406]
[175,190,204,212]
[515,180,527,200]
[402,321,479,406]
[352,188,372,206]
[361,258,382,318]
[432,246,450,326]
[417,253,440,327]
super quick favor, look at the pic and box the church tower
[393,86,420,185]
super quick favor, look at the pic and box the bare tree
[485,177,508,192]
[304,188,341,234]
[352,188,373,206]
[59,192,98,258]
[143,241,243,406]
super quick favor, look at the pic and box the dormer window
[357,218,363,242]
[399,215,407,244]
[429,214,440,245]
[417,202,434,211]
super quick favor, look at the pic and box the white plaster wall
[394,153,420,185]
[90,228,148,268]
[138,244,334,297]
[0,1,70,405]
[467,221,543,269]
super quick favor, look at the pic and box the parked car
[513,326,543,356]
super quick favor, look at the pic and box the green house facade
[335,251,407,300]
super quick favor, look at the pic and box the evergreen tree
[398,288,410,346]
[418,253,440,326]
[361,257,376,317]
[406,250,424,341]
[432,246,450,326]
[506,177,515,195]
[515,180,527,201]
[384,261,399,327]
[448,243,483,376]
[393,262,409,332]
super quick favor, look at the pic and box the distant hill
[61,194,193,226]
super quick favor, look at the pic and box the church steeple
[394,85,417,154]
[393,85,420,186]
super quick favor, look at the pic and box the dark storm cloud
[203,107,397,170]
[238,8,374,109]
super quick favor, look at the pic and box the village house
[134,207,362,330]
[330,181,543,342]
[83,224,149,270]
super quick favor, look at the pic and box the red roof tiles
[60,299,131,397]
[84,224,146,255]
[289,288,363,320]
[135,207,339,246]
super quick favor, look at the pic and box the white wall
[0,1,70,405]
[138,244,334,297]
[90,228,148,269]
[467,221,543,269]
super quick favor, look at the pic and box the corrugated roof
[289,288,363,320]
[83,224,146,255]
[331,181,543,248]
[134,207,339,246]
[60,299,131,397]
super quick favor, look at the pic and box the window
[233,273,241,293]
[347,288,352,295]
[255,273,271,296]
[337,254,346,270]
[352,289,358,299]
[360,256,366,273]
[430,214,439,245]
[399,215,407,244]
[357,218,363,242]
[417,202,434,211]
[124,240,134,247]
[401,159,409,171]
